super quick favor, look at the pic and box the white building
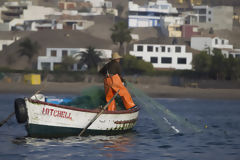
[128,0,179,28]
[186,5,233,30]
[38,48,112,71]
[191,35,233,54]
[164,16,185,26]
[0,1,57,31]
[192,5,212,23]
[130,44,192,70]
[85,0,105,8]
[221,49,240,59]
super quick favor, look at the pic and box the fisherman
[99,52,136,111]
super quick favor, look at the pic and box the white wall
[128,0,179,28]
[85,0,105,8]
[9,19,24,28]
[193,5,212,23]
[221,49,240,58]
[130,44,192,70]
[0,23,10,31]
[211,37,233,49]
[164,16,185,26]
[192,5,233,30]
[128,16,161,27]
[191,37,213,51]
[22,5,56,20]
[37,56,62,71]
[129,0,178,14]
[8,5,57,29]
[191,36,233,52]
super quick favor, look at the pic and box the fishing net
[62,86,125,110]
[63,83,200,134]
[127,82,201,134]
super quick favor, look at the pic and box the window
[208,18,211,22]
[235,54,240,59]
[177,58,187,64]
[199,9,207,14]
[199,16,206,23]
[161,46,166,52]
[155,47,159,52]
[208,11,211,14]
[168,47,171,52]
[41,62,51,70]
[62,50,68,57]
[147,46,153,52]
[161,57,172,64]
[215,39,218,45]
[150,57,158,63]
[137,45,143,51]
[51,50,57,57]
[175,47,181,53]
[222,40,225,44]
[136,56,142,60]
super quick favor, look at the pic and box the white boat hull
[24,98,139,137]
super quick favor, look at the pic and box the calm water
[0,93,240,160]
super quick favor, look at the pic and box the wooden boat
[14,94,139,138]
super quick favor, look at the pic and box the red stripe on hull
[28,99,139,114]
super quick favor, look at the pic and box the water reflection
[13,133,135,156]
[101,136,133,152]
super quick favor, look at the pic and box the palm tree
[79,46,102,71]
[111,21,132,55]
[18,38,40,61]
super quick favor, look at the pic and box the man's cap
[111,52,122,60]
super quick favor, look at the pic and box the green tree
[209,48,226,80]
[111,21,132,55]
[225,54,240,80]
[18,38,40,61]
[55,55,77,71]
[122,55,154,74]
[79,46,102,71]
[192,51,211,76]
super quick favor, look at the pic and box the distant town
[0,0,240,81]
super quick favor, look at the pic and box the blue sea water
[0,93,240,160]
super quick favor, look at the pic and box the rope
[0,112,15,127]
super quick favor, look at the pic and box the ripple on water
[158,145,172,149]
[205,141,227,146]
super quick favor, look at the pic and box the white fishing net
[127,82,201,134]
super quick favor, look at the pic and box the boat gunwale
[27,98,140,114]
